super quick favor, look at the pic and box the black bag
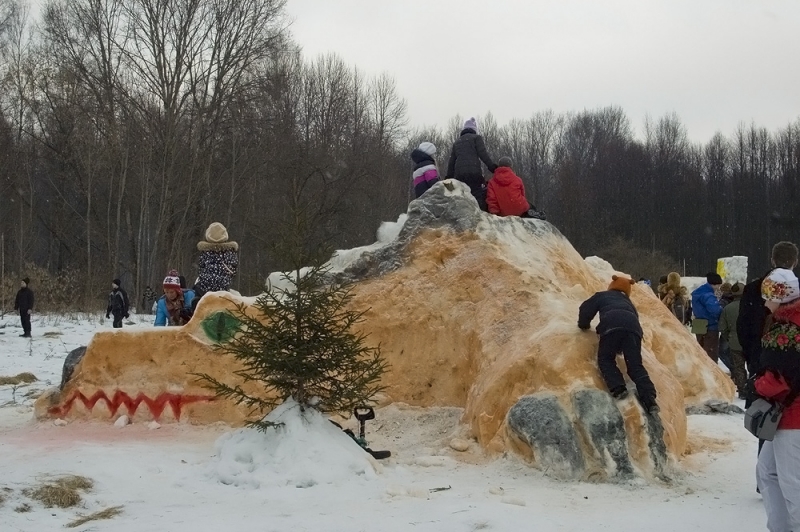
[744,386,800,441]
[671,297,686,324]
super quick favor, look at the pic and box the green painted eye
[201,311,241,344]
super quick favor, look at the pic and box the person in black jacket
[445,117,497,211]
[106,278,130,328]
[737,271,774,380]
[13,277,34,337]
[578,275,659,414]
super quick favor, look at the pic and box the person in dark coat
[13,277,34,337]
[411,142,440,198]
[106,278,130,328]
[738,273,770,379]
[578,275,659,414]
[196,222,239,297]
[719,282,747,396]
[445,117,497,211]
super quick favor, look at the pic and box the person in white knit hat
[410,141,440,198]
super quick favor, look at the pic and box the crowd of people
[11,221,239,336]
[646,242,800,532]
[7,117,800,530]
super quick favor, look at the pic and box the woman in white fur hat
[196,222,239,295]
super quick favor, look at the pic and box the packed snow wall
[35,180,734,481]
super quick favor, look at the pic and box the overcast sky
[285,0,800,143]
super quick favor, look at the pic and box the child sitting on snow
[486,157,530,217]
[577,275,659,414]
[486,157,546,219]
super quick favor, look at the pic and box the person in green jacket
[719,282,746,398]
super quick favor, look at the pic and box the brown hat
[720,282,732,296]
[205,222,229,244]
[731,282,744,297]
[608,275,635,297]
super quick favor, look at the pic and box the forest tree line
[0,0,798,310]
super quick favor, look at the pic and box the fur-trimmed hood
[665,272,687,298]
[197,240,239,252]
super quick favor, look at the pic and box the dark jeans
[112,312,124,328]
[597,331,657,403]
[697,330,719,362]
[718,338,733,372]
[455,175,488,211]
[19,310,31,336]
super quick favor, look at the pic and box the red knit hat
[608,274,635,296]
[163,269,181,291]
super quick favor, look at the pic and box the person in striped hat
[154,269,195,326]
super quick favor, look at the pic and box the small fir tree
[197,183,388,430]
[198,261,387,430]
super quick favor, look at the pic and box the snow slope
[0,313,767,531]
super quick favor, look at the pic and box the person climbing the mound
[577,275,659,414]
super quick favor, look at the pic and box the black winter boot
[610,387,629,400]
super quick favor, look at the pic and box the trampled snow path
[0,314,767,531]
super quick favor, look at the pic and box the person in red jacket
[486,157,530,217]
[755,242,800,532]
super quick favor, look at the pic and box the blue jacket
[691,283,722,331]
[154,289,196,326]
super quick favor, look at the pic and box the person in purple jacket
[410,142,439,198]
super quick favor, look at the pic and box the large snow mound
[211,398,378,488]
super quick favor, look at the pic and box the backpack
[671,296,686,324]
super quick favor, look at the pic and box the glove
[106,313,110,319]
[124,313,130,319]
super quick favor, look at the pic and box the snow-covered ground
[0,313,768,531]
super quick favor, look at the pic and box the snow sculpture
[34,298,263,425]
[328,180,733,480]
[716,256,748,285]
[35,180,734,482]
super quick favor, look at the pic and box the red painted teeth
[50,390,215,420]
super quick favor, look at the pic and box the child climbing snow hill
[578,275,659,414]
